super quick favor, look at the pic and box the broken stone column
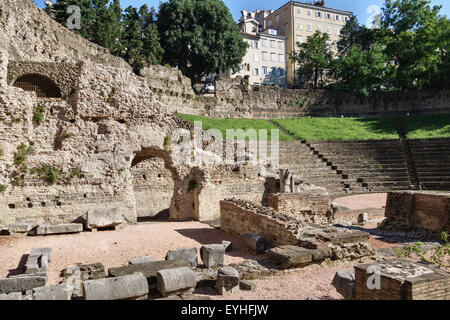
[200,244,225,268]
[216,266,240,295]
[129,256,157,265]
[165,248,198,267]
[156,267,197,297]
[83,273,149,300]
[242,233,267,254]
[36,224,83,235]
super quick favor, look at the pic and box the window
[278,54,283,63]
[307,10,312,16]
[326,13,331,20]
[253,68,259,76]
[271,68,276,75]
[327,26,331,34]
[268,20,272,26]
[263,66,268,75]
[262,51,269,61]
[278,41,284,50]
[335,28,340,36]
[297,8,302,15]
[297,36,303,44]
[335,15,340,21]
[270,40,276,48]
[344,17,349,22]
[280,69,284,76]
[254,54,259,62]
[252,41,259,49]
[307,24,312,32]
[275,15,280,23]
[267,29,278,35]
[262,39,268,47]
[316,11,322,18]
[271,53,276,62]
[317,25,322,32]
[297,22,302,30]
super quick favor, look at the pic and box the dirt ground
[0,193,393,300]
[333,193,387,210]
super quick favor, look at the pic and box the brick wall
[383,191,450,236]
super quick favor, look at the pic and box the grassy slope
[273,117,399,141]
[404,114,450,139]
[178,114,293,141]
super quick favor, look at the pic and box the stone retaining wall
[382,191,450,237]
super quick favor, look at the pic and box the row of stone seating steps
[279,141,358,195]
[409,139,450,190]
[307,140,411,192]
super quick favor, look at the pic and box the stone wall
[268,189,332,223]
[213,76,450,118]
[220,200,300,247]
[7,61,81,97]
[382,191,450,237]
[0,0,129,70]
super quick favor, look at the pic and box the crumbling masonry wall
[382,191,450,237]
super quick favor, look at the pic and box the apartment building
[226,11,287,88]
[265,1,352,87]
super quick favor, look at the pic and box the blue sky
[35,0,449,24]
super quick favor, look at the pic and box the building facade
[225,11,287,88]
[264,1,352,87]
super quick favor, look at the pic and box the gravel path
[0,221,261,285]
[333,193,387,210]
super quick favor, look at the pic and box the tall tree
[157,0,247,83]
[122,6,144,73]
[292,31,333,89]
[50,0,94,41]
[139,5,164,66]
[337,16,376,55]
[379,0,445,90]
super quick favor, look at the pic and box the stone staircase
[307,140,412,192]
[409,138,450,191]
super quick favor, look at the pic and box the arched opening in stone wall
[130,147,207,222]
[13,73,62,98]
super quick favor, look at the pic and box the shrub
[0,185,6,193]
[13,143,34,166]
[32,165,64,185]
[32,105,45,125]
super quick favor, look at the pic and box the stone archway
[13,73,62,98]
[130,147,208,222]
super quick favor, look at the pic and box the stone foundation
[268,190,332,223]
[382,191,450,237]
[354,260,450,300]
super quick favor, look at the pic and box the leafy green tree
[49,0,94,41]
[379,0,446,90]
[122,6,144,73]
[139,5,164,66]
[331,44,393,96]
[157,0,247,83]
[337,16,376,54]
[292,31,333,89]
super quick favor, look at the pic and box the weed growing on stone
[32,105,44,125]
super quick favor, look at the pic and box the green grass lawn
[404,114,450,139]
[178,114,293,141]
[273,117,399,141]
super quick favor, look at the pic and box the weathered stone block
[84,273,149,300]
[0,292,22,300]
[332,270,355,300]
[239,280,256,291]
[222,241,233,252]
[266,245,313,268]
[87,208,123,229]
[0,276,46,294]
[8,223,32,234]
[242,233,267,254]
[25,253,49,274]
[129,256,157,265]
[156,267,197,297]
[216,266,240,295]
[36,224,83,235]
[320,231,370,244]
[166,248,198,267]
[33,284,73,300]
[30,248,52,262]
[200,244,225,268]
